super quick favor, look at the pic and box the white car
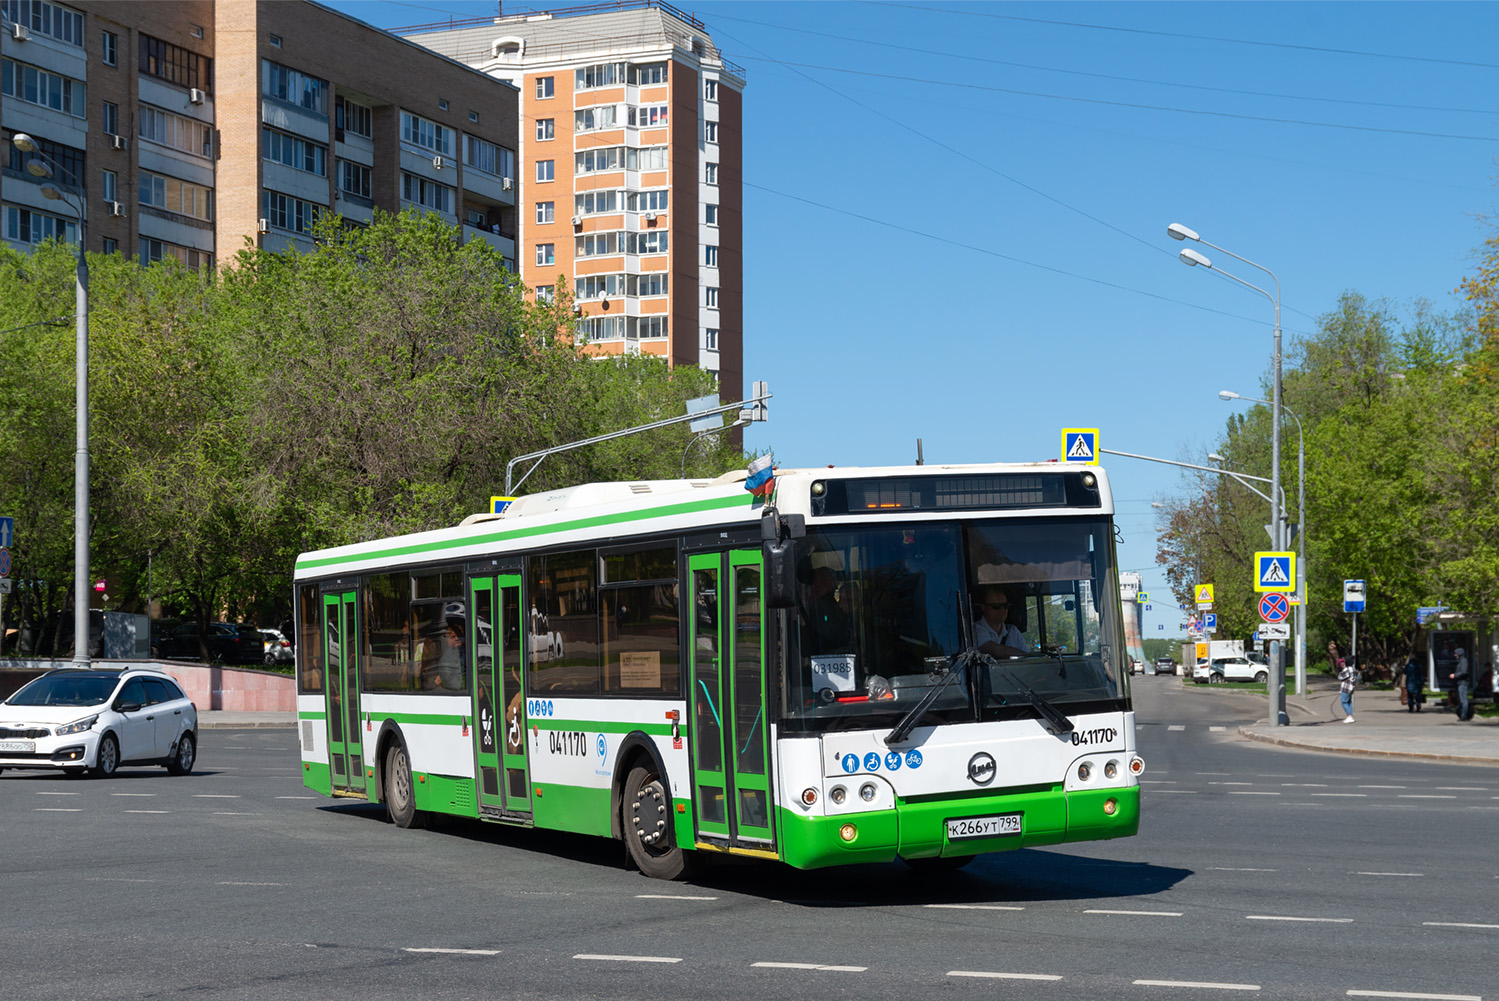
[1210,656,1269,684]
[0,667,198,778]
[260,628,294,665]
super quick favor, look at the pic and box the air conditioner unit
[188,88,206,105]
[12,23,29,41]
[110,134,128,151]
[258,218,270,234]
[570,215,581,226]
[501,177,514,191]
[644,211,657,222]
[432,155,446,169]
[107,201,125,218]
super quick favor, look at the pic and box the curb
[1236,725,1499,767]
[198,719,297,729]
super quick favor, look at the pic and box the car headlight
[55,714,99,736]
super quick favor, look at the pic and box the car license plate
[946,813,1022,840]
[0,740,35,753]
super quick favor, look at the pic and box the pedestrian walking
[1402,658,1423,713]
[1454,647,1472,721]
[1336,649,1357,723]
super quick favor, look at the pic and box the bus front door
[688,550,773,851]
[323,590,365,796]
[470,573,531,819]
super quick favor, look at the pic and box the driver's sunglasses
[980,601,1008,609]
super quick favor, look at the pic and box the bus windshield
[783,517,1124,727]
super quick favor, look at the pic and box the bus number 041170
[548,730,588,756]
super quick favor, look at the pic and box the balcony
[463,224,514,259]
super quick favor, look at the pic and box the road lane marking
[1246,915,1352,923]
[34,807,82,812]
[1282,783,1328,787]
[124,809,169,814]
[949,971,1062,981]
[1398,795,1456,800]
[1355,872,1423,877]
[636,894,718,900]
[1358,785,1406,789]
[1229,791,1281,796]
[1153,790,1197,794]
[1140,779,1177,784]
[1084,909,1182,916]
[1209,781,1256,786]
[926,904,1025,911]
[574,954,682,964]
[1422,921,1499,930]
[1168,725,1185,731]
[1311,793,1367,797]
[194,794,241,799]
[276,796,316,799]
[36,791,79,795]
[403,947,501,956]
[1209,726,1227,732]
[1346,992,1481,1000]
[1434,787,1486,792]
[753,962,867,971]
[1210,867,1278,872]
[1133,980,1259,991]
[217,881,286,886]
[1197,772,1231,776]
[213,812,262,816]
[111,792,156,797]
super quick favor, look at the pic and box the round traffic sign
[1259,592,1289,623]
[0,546,10,577]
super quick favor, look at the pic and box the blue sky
[329,0,1499,638]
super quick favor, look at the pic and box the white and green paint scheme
[294,463,1142,878]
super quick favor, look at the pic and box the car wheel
[384,742,428,829]
[264,652,275,665]
[1254,671,1268,684]
[1208,673,1223,685]
[167,732,196,775]
[92,733,119,778]
[623,763,698,880]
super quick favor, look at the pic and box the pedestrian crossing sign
[1254,551,1296,592]
[1195,583,1214,606]
[1061,428,1099,465]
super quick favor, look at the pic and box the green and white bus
[293,462,1141,878]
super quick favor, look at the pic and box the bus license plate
[946,813,1022,840]
[0,740,34,753]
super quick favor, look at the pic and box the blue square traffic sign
[1254,551,1296,592]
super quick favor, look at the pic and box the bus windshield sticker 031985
[1070,727,1118,746]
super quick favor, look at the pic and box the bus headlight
[801,787,818,806]
[829,785,846,805]
[839,823,858,842]
[1103,759,1118,779]
[1077,761,1092,782]
[1104,797,1118,816]
[859,782,877,802]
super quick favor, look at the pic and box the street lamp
[1222,389,1307,703]
[1169,222,1285,724]
[12,133,90,667]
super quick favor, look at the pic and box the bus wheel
[623,764,697,880]
[384,743,428,830]
[903,855,975,872]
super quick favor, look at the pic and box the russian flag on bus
[745,454,774,496]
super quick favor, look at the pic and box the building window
[578,316,625,342]
[575,190,618,215]
[628,104,668,128]
[705,163,718,185]
[262,60,325,115]
[102,31,118,67]
[138,170,213,221]
[269,33,282,48]
[536,159,554,182]
[535,76,553,99]
[1,1,83,45]
[575,62,625,90]
[704,122,718,143]
[438,99,449,111]
[626,146,667,171]
[140,104,214,157]
[2,58,86,117]
[468,110,479,123]
[705,328,719,350]
[626,190,668,213]
[536,285,554,302]
[705,287,719,308]
[139,237,211,270]
[102,237,117,254]
[704,79,717,101]
[536,118,554,141]
[263,127,327,176]
[262,189,320,234]
[401,172,455,214]
[629,231,667,255]
[338,160,371,201]
[705,204,718,225]
[336,96,372,139]
[401,111,451,155]
[4,204,77,244]
[141,34,212,92]
[629,62,667,85]
[631,316,667,340]
[574,105,619,133]
[102,169,116,203]
[535,201,554,224]
[102,100,118,136]
[704,245,718,267]
[576,147,623,174]
[7,135,84,188]
[632,273,667,296]
[535,243,554,266]
[464,135,514,179]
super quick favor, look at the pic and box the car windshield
[5,674,120,707]
[782,517,1125,728]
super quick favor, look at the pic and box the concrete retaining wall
[0,659,295,711]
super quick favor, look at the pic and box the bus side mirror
[762,508,804,609]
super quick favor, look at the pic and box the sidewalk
[1239,676,1499,766]
[198,710,297,729]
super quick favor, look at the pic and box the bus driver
[974,584,1028,659]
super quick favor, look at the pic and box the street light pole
[12,134,89,667]
[1169,223,1286,725]
[1221,390,1306,702]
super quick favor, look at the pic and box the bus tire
[622,763,696,880]
[384,742,428,830]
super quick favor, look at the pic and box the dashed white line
[1168,725,1186,731]
[124,809,169,814]
[926,904,1025,911]
[194,794,241,799]
[574,954,681,964]
[1422,921,1499,930]
[36,791,79,796]
[1133,980,1259,991]
[276,795,315,800]
[217,881,286,886]
[636,894,718,900]
[1229,791,1281,796]
[1358,785,1406,789]
[949,971,1062,981]
[111,792,156,797]
[1346,991,1481,1000]
[1398,795,1457,800]
[1312,793,1367,798]
[1210,867,1278,872]
[34,807,81,812]
[1139,779,1177,784]
[753,962,867,971]
[1153,790,1198,794]
[1209,781,1256,786]
[1246,915,1353,923]
[1434,787,1487,792]
[1197,772,1231,776]
[1282,783,1328,788]
[1355,872,1423,877]
[213,812,262,816]
[1084,909,1182,917]
[403,947,501,956]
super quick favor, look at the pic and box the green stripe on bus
[298,711,327,720]
[538,719,672,736]
[366,712,465,727]
[296,493,754,571]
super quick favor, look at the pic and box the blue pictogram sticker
[884,751,903,771]
[841,753,860,774]
[905,750,923,769]
[863,751,881,772]
[596,733,607,760]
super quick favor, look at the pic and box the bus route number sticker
[549,730,588,756]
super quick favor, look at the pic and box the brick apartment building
[401,1,744,400]
[1,0,519,269]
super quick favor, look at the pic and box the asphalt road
[2,676,1493,1001]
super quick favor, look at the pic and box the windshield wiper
[1000,669,1075,736]
[884,649,976,746]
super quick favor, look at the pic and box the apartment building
[401,1,744,400]
[0,0,519,270]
